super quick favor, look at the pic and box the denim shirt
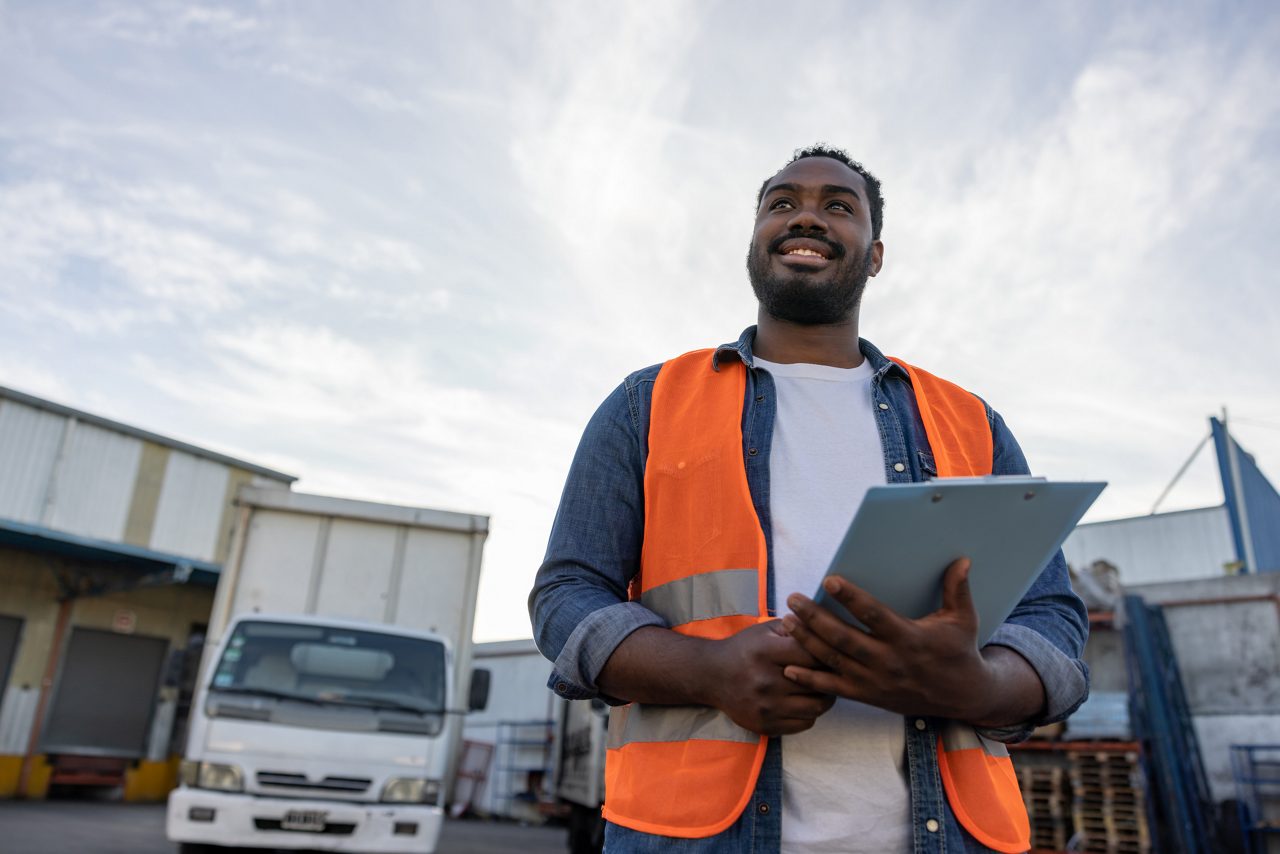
[529,327,1090,854]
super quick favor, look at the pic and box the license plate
[281,809,328,832]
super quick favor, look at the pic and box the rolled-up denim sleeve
[976,408,1091,743]
[528,375,666,701]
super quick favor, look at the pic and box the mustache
[768,230,846,259]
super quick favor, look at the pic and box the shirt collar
[713,325,909,381]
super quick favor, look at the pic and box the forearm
[596,625,722,706]
[598,622,837,736]
[964,645,1047,729]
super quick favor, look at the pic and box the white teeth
[786,248,824,258]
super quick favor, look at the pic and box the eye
[827,201,853,213]
[769,198,794,211]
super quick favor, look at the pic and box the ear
[868,240,885,277]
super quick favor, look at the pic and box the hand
[705,620,836,736]
[780,558,1000,722]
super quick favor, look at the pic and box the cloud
[2,1,1278,641]
[88,1,261,47]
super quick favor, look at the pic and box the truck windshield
[208,621,446,732]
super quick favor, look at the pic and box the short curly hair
[756,144,885,239]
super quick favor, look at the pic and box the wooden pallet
[1029,818,1071,851]
[1016,758,1075,851]
[1065,747,1152,854]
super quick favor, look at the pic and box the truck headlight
[196,762,244,792]
[179,759,199,787]
[381,777,441,804]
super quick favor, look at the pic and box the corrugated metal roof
[45,421,141,541]
[0,400,65,523]
[238,486,488,533]
[0,385,296,484]
[149,450,231,561]
[1062,505,1235,585]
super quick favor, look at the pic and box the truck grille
[256,772,372,794]
[254,818,356,835]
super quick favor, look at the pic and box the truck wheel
[176,844,218,854]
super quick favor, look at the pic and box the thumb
[941,557,975,619]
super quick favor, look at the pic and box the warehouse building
[1063,416,1280,585]
[0,385,295,800]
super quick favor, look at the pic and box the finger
[813,576,913,641]
[782,612,881,677]
[939,558,975,620]
[757,618,790,638]
[781,612,845,672]
[782,664,865,701]
[757,621,828,668]
[787,590,897,659]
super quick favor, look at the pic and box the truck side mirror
[468,667,491,712]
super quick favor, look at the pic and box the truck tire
[568,802,605,854]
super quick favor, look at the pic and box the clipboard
[813,477,1105,644]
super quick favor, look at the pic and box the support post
[17,597,73,798]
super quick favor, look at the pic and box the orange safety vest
[603,348,1031,853]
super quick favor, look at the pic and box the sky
[2,1,1278,642]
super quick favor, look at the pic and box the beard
[746,231,875,325]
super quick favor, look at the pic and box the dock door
[0,615,20,704]
[40,627,168,786]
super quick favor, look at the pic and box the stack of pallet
[1068,750,1151,853]
[1017,763,1072,852]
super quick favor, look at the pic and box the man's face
[747,157,883,325]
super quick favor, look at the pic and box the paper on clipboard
[812,477,1105,644]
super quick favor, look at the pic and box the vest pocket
[648,451,724,560]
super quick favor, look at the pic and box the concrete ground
[0,801,570,854]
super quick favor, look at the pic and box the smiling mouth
[772,235,841,262]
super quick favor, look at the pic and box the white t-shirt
[754,357,911,854]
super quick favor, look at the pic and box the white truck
[552,697,608,854]
[166,487,489,854]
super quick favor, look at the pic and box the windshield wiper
[209,685,327,706]
[329,693,442,715]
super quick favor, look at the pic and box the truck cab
[167,613,470,853]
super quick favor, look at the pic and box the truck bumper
[166,787,443,853]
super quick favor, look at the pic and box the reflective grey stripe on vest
[941,722,1010,758]
[639,569,759,626]
[607,703,759,749]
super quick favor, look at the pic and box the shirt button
[878,403,889,410]
[915,718,926,731]
[748,448,759,456]
[758,803,770,814]
[926,819,940,833]
[756,394,765,402]
[556,682,568,693]
[893,462,906,472]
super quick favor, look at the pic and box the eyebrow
[765,182,861,200]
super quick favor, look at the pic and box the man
[529,145,1089,853]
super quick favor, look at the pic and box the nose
[786,204,827,232]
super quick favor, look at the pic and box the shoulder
[621,362,663,392]
[613,344,741,427]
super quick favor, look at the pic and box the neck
[753,308,863,367]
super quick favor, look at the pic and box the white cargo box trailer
[461,640,556,821]
[168,486,489,853]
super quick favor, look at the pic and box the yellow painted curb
[123,756,181,802]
